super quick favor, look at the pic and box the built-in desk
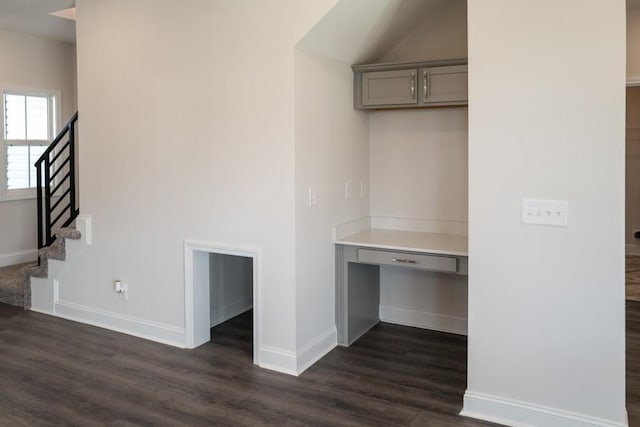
[335,229,468,346]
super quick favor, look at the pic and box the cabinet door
[361,69,418,107]
[421,65,468,105]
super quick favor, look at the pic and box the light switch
[522,198,568,227]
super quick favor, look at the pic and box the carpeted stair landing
[0,228,81,310]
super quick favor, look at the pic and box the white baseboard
[0,249,37,268]
[259,345,298,375]
[43,300,187,348]
[296,326,337,375]
[461,391,628,427]
[259,326,337,376]
[210,297,252,327]
[380,305,467,335]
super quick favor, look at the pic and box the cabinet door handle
[410,72,416,99]
[391,258,417,264]
[423,72,429,99]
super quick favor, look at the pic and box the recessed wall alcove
[184,241,260,364]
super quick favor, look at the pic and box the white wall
[379,268,467,333]
[294,49,370,353]
[628,7,640,81]
[0,29,76,266]
[62,0,338,371]
[464,1,626,425]
[209,253,252,327]
[369,109,468,223]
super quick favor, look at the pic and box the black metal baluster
[69,120,76,218]
[44,154,52,246]
[36,160,43,254]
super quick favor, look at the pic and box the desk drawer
[357,249,458,273]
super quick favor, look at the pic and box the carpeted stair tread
[23,260,48,279]
[39,238,66,262]
[55,228,81,240]
[0,262,36,309]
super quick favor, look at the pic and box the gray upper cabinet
[361,69,418,107]
[421,65,468,105]
[353,59,467,110]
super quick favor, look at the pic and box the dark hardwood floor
[0,302,638,426]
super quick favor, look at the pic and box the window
[1,88,60,200]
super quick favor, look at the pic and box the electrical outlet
[345,182,349,200]
[360,180,366,198]
[114,280,128,300]
[522,199,568,227]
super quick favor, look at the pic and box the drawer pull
[391,258,417,264]
[410,72,416,98]
[423,71,429,98]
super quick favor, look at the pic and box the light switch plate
[522,198,568,227]
[308,187,317,207]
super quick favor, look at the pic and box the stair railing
[35,111,79,251]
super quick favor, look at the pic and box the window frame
[0,86,62,202]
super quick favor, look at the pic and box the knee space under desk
[335,229,468,347]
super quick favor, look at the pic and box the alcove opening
[185,242,259,365]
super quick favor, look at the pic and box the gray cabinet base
[336,245,380,346]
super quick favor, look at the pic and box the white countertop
[335,228,468,257]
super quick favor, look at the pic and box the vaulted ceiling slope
[296,0,452,65]
[0,0,75,43]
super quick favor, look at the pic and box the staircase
[0,112,80,310]
[0,228,81,309]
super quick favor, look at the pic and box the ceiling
[297,0,447,64]
[0,0,75,44]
